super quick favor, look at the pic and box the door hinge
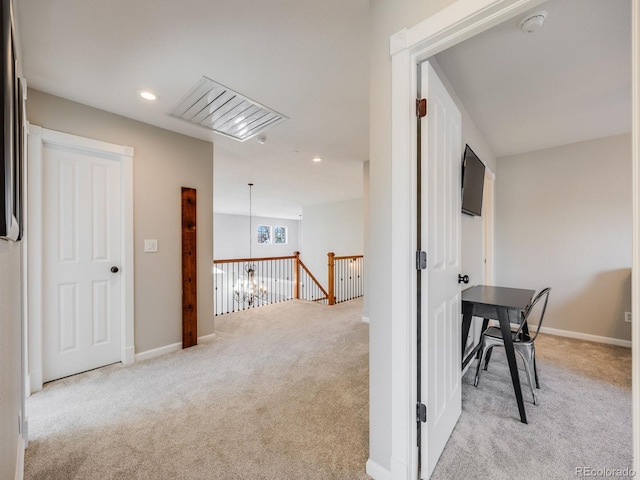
[416,250,427,270]
[417,402,427,423]
[416,98,427,118]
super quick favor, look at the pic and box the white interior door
[420,61,462,478]
[43,143,122,382]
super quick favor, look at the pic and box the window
[257,225,271,244]
[274,226,287,244]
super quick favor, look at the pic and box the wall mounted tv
[0,0,21,241]
[461,144,485,217]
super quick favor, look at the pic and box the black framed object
[461,144,485,217]
[0,0,22,241]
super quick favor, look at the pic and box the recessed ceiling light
[140,91,157,101]
[312,157,322,163]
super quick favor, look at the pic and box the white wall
[363,161,370,320]
[368,0,460,472]
[214,213,300,259]
[301,198,363,287]
[0,240,22,480]
[496,133,632,342]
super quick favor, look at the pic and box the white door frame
[483,168,495,286]
[26,125,135,393]
[389,0,640,477]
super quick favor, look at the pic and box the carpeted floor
[24,299,633,480]
[431,334,633,480]
[25,299,370,480]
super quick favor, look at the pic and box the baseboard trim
[134,333,218,362]
[535,326,632,348]
[29,369,42,395]
[366,459,391,480]
[362,316,370,324]
[135,341,182,362]
[123,345,135,365]
[15,434,24,480]
[198,333,217,343]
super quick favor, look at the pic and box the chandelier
[234,183,267,306]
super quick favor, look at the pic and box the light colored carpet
[25,300,633,480]
[25,299,370,480]
[431,334,633,480]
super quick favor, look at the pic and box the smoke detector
[520,11,547,33]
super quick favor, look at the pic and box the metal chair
[474,287,551,405]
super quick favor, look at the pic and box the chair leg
[517,347,538,406]
[533,347,540,389]
[483,346,494,371]
[474,342,489,387]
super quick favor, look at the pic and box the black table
[461,285,535,424]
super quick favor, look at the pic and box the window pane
[257,225,271,244]
[274,226,287,244]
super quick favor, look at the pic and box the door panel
[43,144,122,382]
[420,61,462,478]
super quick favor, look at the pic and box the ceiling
[435,0,631,158]
[15,0,369,219]
[15,0,631,219]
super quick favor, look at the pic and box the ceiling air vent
[169,76,287,142]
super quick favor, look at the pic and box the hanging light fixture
[234,183,268,306]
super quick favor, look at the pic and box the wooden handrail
[214,252,328,304]
[214,255,295,264]
[213,252,362,311]
[333,254,364,261]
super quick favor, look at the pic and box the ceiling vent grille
[169,76,287,142]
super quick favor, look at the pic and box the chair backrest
[513,287,551,342]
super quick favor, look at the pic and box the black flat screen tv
[0,0,21,241]
[461,144,485,217]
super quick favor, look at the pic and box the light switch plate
[144,239,158,253]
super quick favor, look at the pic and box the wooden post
[328,252,335,305]
[181,187,197,348]
[293,251,300,299]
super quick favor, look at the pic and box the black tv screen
[461,145,485,216]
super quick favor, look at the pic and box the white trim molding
[632,0,640,471]
[134,333,217,363]
[26,126,135,392]
[366,458,391,480]
[535,326,632,349]
[362,316,370,324]
[389,0,639,477]
[14,433,24,480]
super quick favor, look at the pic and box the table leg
[497,307,527,424]
[461,302,474,362]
